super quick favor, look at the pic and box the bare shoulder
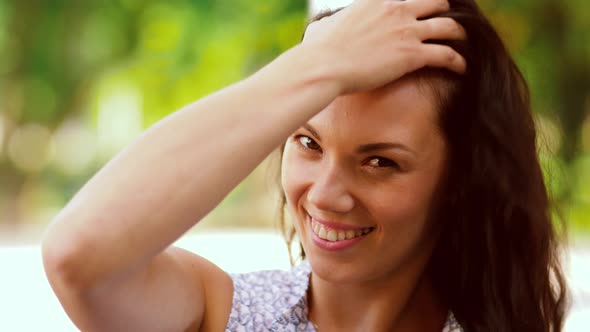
[167,246,234,332]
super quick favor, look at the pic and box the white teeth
[318,226,327,239]
[327,230,337,242]
[310,217,373,242]
[313,222,319,234]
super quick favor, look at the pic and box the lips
[308,214,375,243]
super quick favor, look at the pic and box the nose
[307,162,355,214]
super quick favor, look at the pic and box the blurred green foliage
[0,0,588,235]
[0,0,307,228]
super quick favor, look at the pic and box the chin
[296,225,385,283]
[303,246,380,284]
[307,255,356,282]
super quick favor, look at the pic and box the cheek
[372,147,447,229]
[281,147,310,212]
[367,176,440,230]
[370,193,427,228]
[365,181,441,269]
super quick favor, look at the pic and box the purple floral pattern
[226,261,463,332]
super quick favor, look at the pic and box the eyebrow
[301,123,415,155]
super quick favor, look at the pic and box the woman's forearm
[42,44,341,288]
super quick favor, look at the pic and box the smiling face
[281,75,449,283]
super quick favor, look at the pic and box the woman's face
[281,76,448,283]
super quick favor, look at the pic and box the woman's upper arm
[45,246,233,332]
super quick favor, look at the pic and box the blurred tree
[0,0,588,232]
[0,0,307,227]
[479,0,590,230]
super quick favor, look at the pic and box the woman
[42,0,568,331]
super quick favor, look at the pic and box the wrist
[274,43,344,99]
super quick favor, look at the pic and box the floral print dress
[225,260,463,332]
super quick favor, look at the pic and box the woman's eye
[367,157,399,169]
[296,135,321,150]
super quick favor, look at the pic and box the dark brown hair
[276,1,568,331]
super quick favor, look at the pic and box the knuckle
[383,1,406,17]
[445,48,457,62]
[401,43,419,56]
[398,26,416,41]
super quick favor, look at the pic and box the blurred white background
[0,231,589,331]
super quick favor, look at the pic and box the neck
[307,265,447,332]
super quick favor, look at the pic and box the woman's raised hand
[301,0,467,94]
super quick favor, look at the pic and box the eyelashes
[366,157,400,169]
[293,135,401,171]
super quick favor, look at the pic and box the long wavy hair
[275,1,568,331]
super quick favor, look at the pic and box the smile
[306,213,376,253]
[311,218,374,242]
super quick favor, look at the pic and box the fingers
[403,0,450,19]
[416,17,467,41]
[381,1,465,42]
[419,44,467,74]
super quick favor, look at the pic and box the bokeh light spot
[535,113,562,155]
[7,124,54,173]
[96,84,143,160]
[52,118,98,176]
